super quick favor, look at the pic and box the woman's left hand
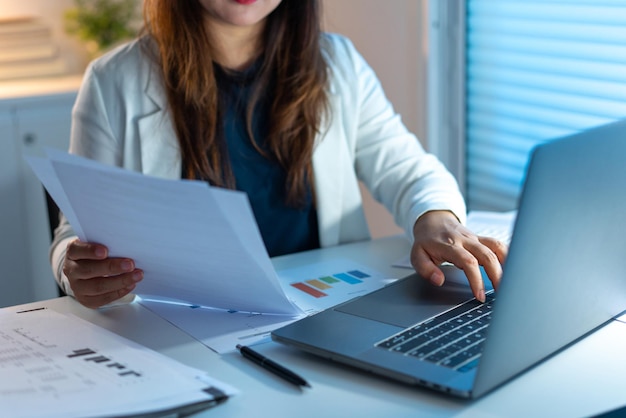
[410,210,508,302]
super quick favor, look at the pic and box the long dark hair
[143,0,329,206]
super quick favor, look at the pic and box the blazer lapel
[137,66,181,179]
[313,93,345,247]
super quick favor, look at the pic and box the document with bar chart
[277,260,394,314]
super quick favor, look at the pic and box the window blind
[465,0,626,210]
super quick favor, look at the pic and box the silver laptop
[272,119,626,399]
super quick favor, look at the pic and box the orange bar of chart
[291,282,327,298]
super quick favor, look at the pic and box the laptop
[272,119,626,399]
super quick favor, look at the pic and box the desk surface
[7,235,626,418]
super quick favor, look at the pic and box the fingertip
[94,246,107,258]
[120,259,134,272]
[132,269,143,282]
[429,271,445,287]
[411,247,445,287]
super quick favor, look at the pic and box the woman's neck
[205,19,265,71]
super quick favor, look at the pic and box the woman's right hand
[62,239,144,309]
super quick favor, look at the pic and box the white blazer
[51,33,466,294]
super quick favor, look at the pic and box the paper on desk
[466,210,517,243]
[139,296,298,354]
[140,260,392,353]
[0,308,238,418]
[26,150,301,316]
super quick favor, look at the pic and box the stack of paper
[0,308,237,418]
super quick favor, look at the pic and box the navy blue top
[212,63,320,257]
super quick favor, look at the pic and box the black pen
[236,344,311,388]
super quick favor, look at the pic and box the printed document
[26,150,301,316]
[0,308,237,418]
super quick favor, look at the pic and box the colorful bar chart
[290,270,371,298]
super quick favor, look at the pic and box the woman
[51,0,507,309]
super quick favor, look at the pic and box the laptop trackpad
[335,270,477,329]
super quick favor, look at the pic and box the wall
[323,0,427,140]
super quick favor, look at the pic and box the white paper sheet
[24,155,85,239]
[0,308,237,418]
[464,210,517,244]
[139,297,298,354]
[26,150,301,316]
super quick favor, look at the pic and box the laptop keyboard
[375,292,495,372]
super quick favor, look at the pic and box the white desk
[6,235,626,417]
